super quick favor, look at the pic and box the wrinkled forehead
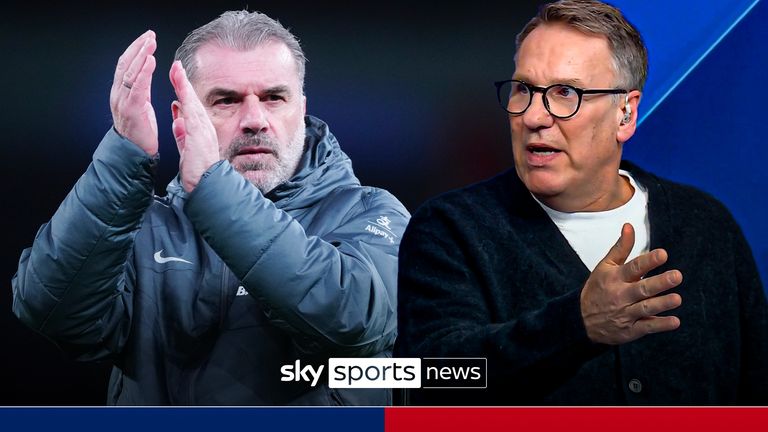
[514,23,616,86]
[191,41,302,89]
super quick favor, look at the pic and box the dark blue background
[0,408,383,431]
[618,0,767,283]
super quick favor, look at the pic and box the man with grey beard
[223,129,305,194]
[12,10,409,405]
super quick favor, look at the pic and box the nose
[239,95,269,135]
[521,91,554,130]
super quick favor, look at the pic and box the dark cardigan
[395,161,768,405]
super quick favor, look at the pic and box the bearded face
[222,124,305,193]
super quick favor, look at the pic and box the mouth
[235,146,274,156]
[526,143,562,156]
[524,142,563,167]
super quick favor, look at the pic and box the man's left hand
[169,60,220,193]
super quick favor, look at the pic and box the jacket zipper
[219,260,230,329]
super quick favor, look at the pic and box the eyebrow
[512,75,587,87]
[262,85,291,98]
[204,85,293,105]
[205,88,239,105]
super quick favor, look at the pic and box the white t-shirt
[534,170,650,271]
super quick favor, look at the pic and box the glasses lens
[545,85,580,117]
[498,80,531,114]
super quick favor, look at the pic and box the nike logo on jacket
[153,250,192,264]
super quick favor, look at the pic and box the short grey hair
[174,10,306,89]
[516,0,647,91]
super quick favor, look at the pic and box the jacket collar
[618,160,673,258]
[166,115,359,210]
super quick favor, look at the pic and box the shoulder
[625,162,732,211]
[322,185,410,221]
[301,185,410,245]
[413,169,518,217]
[622,161,740,230]
[402,169,523,247]
[410,169,521,225]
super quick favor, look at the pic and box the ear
[302,94,307,117]
[171,100,181,120]
[617,90,641,144]
[171,100,185,153]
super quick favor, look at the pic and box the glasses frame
[494,79,628,119]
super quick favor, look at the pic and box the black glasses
[494,79,628,119]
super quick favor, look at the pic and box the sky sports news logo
[280,358,487,389]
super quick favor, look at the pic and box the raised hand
[169,61,220,193]
[110,30,158,155]
[580,223,683,345]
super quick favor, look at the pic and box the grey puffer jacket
[12,116,409,405]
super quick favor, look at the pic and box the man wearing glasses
[396,0,767,404]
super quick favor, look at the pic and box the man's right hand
[580,223,683,345]
[110,30,158,155]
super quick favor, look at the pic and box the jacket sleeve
[395,200,604,391]
[11,129,155,359]
[184,161,409,356]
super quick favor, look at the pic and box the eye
[552,85,577,99]
[265,94,286,102]
[213,97,236,106]
[513,82,530,95]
